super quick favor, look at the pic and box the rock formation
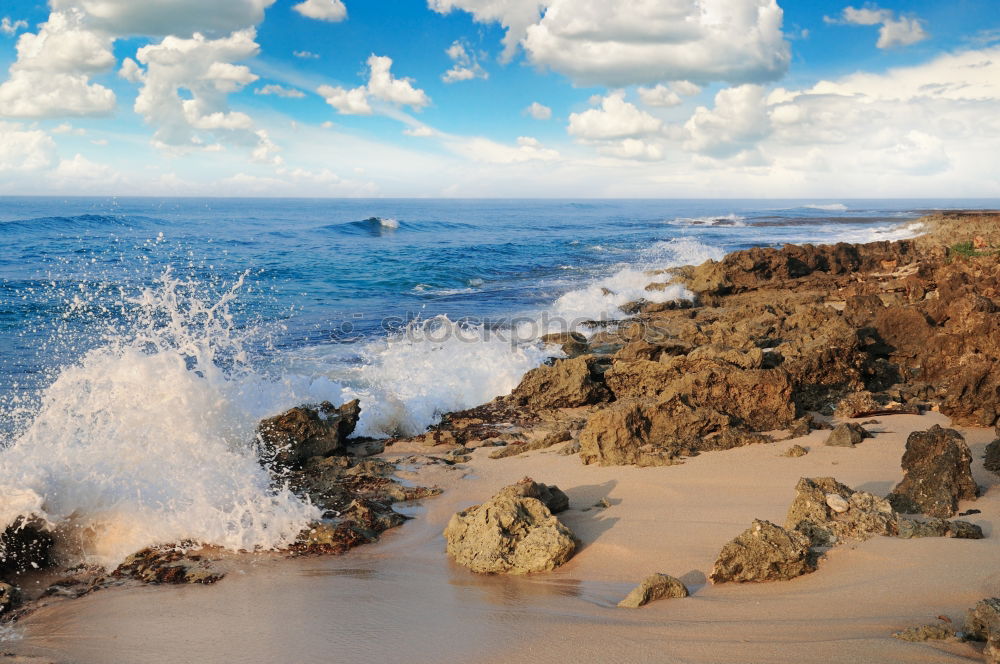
[887,425,978,518]
[256,400,361,469]
[709,520,816,584]
[824,423,868,448]
[965,598,1000,663]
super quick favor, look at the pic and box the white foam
[0,272,319,569]
[378,217,399,229]
[668,213,746,227]
[836,221,926,244]
[803,203,848,211]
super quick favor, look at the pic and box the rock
[782,444,808,457]
[784,477,897,546]
[509,356,612,410]
[257,400,361,469]
[0,518,54,576]
[887,425,978,518]
[540,332,589,358]
[443,480,576,574]
[618,573,688,608]
[985,439,1000,474]
[824,423,868,447]
[896,517,983,539]
[834,391,881,418]
[112,547,224,584]
[0,581,18,613]
[892,624,953,642]
[965,598,1000,663]
[495,477,570,514]
[709,519,816,584]
[489,429,573,459]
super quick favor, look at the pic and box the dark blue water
[0,196,995,434]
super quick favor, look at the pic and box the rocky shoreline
[4,211,1000,662]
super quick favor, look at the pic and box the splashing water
[0,270,319,569]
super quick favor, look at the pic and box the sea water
[0,197,993,567]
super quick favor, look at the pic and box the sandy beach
[6,408,996,663]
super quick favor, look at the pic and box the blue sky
[0,0,998,197]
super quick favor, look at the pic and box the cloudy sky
[0,0,998,197]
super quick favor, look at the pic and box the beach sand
[6,409,995,663]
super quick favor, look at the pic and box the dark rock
[824,422,868,447]
[985,439,1000,474]
[896,517,983,539]
[0,518,54,576]
[618,573,688,608]
[709,519,816,584]
[257,400,361,469]
[0,581,18,613]
[965,598,1000,663]
[112,547,224,584]
[887,425,978,518]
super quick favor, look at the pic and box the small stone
[618,573,688,608]
[825,493,850,513]
[782,444,808,457]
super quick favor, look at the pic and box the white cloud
[294,50,320,59]
[0,10,116,118]
[0,121,56,171]
[255,84,306,98]
[53,152,115,180]
[599,137,663,161]
[404,125,435,137]
[293,0,347,23]
[829,5,928,49]
[51,123,86,135]
[434,0,790,87]
[638,81,701,108]
[1,17,28,36]
[684,84,770,157]
[525,101,551,120]
[451,135,559,163]
[442,41,487,83]
[568,91,662,140]
[132,29,280,164]
[48,0,275,37]
[319,54,430,115]
[428,0,544,62]
[118,56,144,83]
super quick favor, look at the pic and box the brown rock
[784,477,897,546]
[618,573,688,608]
[824,422,868,447]
[540,331,589,358]
[965,598,1000,663]
[782,444,808,457]
[509,356,612,409]
[887,425,978,518]
[112,547,224,584]
[985,439,1000,474]
[834,391,881,418]
[709,519,816,584]
[257,400,360,469]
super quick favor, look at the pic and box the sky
[0,0,998,198]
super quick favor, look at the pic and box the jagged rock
[784,477,897,546]
[824,423,868,447]
[0,581,18,613]
[887,425,978,518]
[112,548,224,584]
[834,391,881,418]
[618,573,688,608]
[893,624,953,642]
[965,598,1000,663]
[782,444,808,457]
[509,356,611,409]
[0,518,54,576]
[494,477,569,514]
[709,519,816,584]
[896,517,983,539]
[443,479,576,574]
[257,400,361,469]
[985,439,1000,474]
[540,331,589,358]
[489,429,573,459]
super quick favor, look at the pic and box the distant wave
[803,203,848,212]
[320,217,474,236]
[0,214,158,233]
[668,213,746,227]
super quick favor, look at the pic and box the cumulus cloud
[637,81,701,108]
[319,54,430,115]
[568,91,662,140]
[0,121,57,171]
[452,135,559,163]
[130,29,280,163]
[827,5,928,49]
[293,0,347,23]
[1,17,28,36]
[0,10,116,118]
[525,101,551,120]
[442,41,487,83]
[255,84,306,98]
[53,152,116,180]
[428,0,544,62]
[684,84,770,157]
[432,0,789,87]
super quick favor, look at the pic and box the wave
[668,213,746,227]
[0,271,319,569]
[834,221,927,244]
[320,217,474,237]
[802,203,848,212]
[0,214,159,234]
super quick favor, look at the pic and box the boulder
[257,400,361,469]
[618,573,688,608]
[824,422,868,447]
[709,519,816,584]
[540,332,589,358]
[985,439,1000,475]
[112,548,224,585]
[965,598,1000,663]
[887,425,978,518]
[443,479,576,574]
[509,356,611,409]
[784,477,897,546]
[494,477,569,514]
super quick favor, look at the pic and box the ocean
[0,196,994,566]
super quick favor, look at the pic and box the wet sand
[7,410,997,663]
